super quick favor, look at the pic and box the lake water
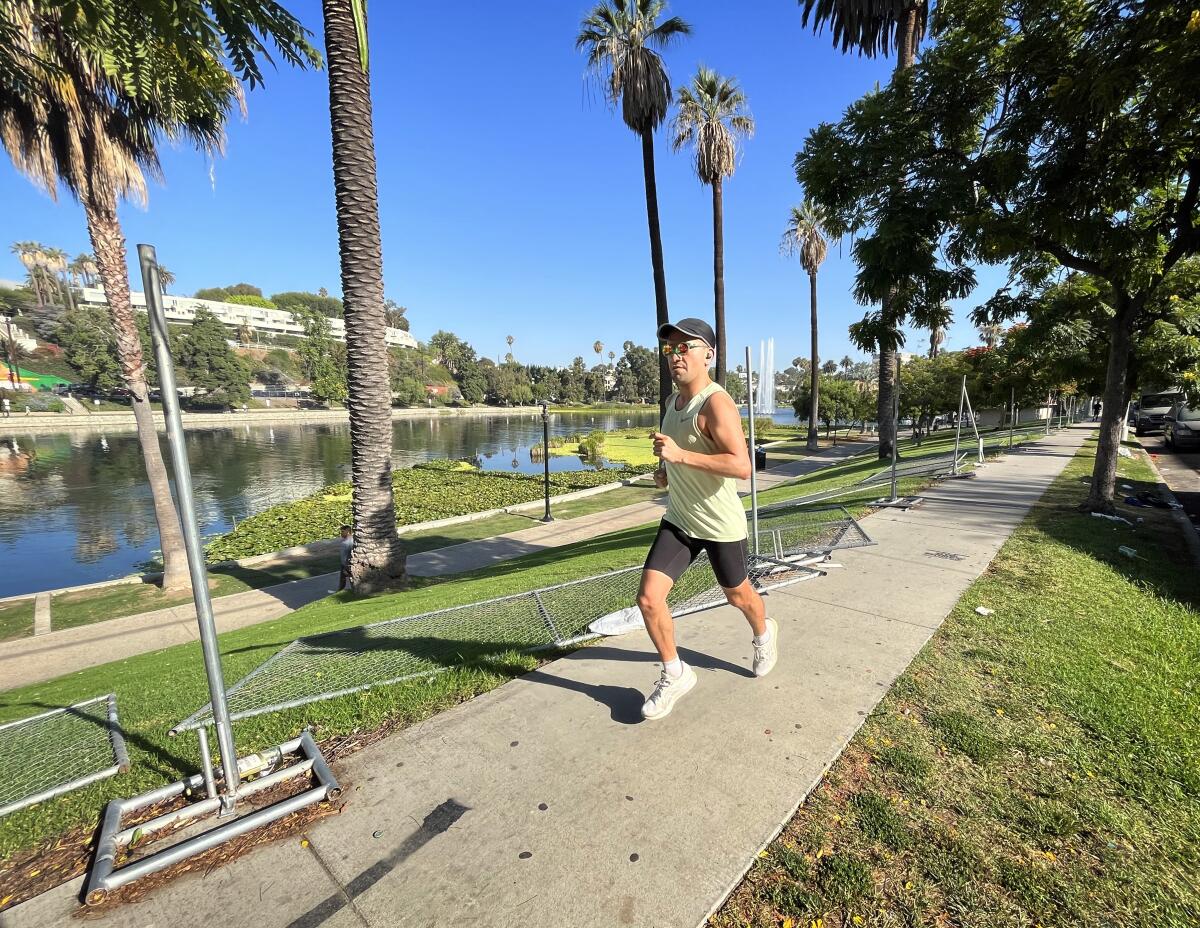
[0,410,671,598]
[0,405,802,598]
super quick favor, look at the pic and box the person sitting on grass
[637,317,778,722]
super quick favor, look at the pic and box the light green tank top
[661,381,747,542]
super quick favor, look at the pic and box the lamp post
[540,402,553,522]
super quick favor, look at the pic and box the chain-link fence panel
[754,503,873,558]
[0,694,128,817]
[174,503,876,734]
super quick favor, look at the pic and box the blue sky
[0,1,1009,369]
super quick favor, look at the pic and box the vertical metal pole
[890,356,899,501]
[138,245,240,807]
[1045,392,1052,435]
[952,376,965,474]
[197,728,217,800]
[1009,388,1015,449]
[540,402,552,522]
[744,347,758,555]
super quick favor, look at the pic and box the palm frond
[670,65,753,184]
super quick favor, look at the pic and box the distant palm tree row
[8,242,96,309]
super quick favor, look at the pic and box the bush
[579,430,606,459]
[225,294,276,310]
[205,462,654,561]
[741,416,775,438]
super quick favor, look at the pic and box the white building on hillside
[75,287,418,349]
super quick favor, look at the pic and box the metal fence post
[952,375,965,474]
[745,346,759,555]
[540,402,552,523]
[889,357,900,501]
[137,244,240,809]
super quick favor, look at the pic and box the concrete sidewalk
[0,442,870,692]
[2,427,1091,928]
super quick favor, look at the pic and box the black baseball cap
[657,317,715,348]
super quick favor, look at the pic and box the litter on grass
[974,606,995,616]
[1092,512,1133,525]
[1118,545,1140,559]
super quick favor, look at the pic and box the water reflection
[0,411,660,597]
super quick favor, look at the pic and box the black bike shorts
[644,519,748,589]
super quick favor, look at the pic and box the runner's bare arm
[652,391,751,479]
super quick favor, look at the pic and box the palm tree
[929,324,945,358]
[841,354,852,374]
[798,0,928,459]
[782,201,830,452]
[980,323,1002,349]
[608,350,616,364]
[42,246,72,308]
[798,0,928,62]
[671,66,754,387]
[157,265,176,294]
[506,334,514,359]
[593,340,604,358]
[10,243,44,306]
[321,0,406,591]
[822,359,838,374]
[71,253,98,287]
[577,0,691,414]
[1,2,317,592]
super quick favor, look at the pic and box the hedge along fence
[204,459,657,562]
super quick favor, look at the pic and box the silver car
[1164,402,1200,449]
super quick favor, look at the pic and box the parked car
[1164,402,1200,449]
[1133,391,1183,436]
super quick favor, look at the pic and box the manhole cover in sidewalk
[924,550,966,561]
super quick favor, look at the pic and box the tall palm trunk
[1086,292,1138,512]
[640,127,671,414]
[83,192,190,592]
[807,271,819,451]
[26,266,45,308]
[322,0,406,591]
[712,177,726,386]
[876,6,920,461]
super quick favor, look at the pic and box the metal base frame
[872,495,925,510]
[85,730,339,906]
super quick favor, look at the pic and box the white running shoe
[641,663,698,720]
[753,618,780,677]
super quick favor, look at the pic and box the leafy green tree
[0,287,35,316]
[792,374,860,440]
[577,0,691,413]
[195,287,231,302]
[272,291,345,317]
[883,0,1200,510]
[225,293,276,309]
[175,308,250,404]
[899,353,967,443]
[625,343,659,402]
[383,298,409,330]
[298,310,347,405]
[671,66,754,385]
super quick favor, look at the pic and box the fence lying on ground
[174,503,872,733]
[0,694,128,818]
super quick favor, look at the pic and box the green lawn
[0,599,35,642]
[47,557,343,631]
[713,436,1200,927]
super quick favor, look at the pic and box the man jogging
[638,317,778,721]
